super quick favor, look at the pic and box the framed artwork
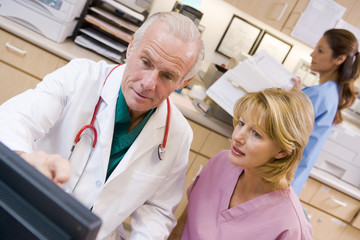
[216,15,263,58]
[251,31,292,63]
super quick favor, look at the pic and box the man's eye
[142,59,151,67]
[161,72,175,81]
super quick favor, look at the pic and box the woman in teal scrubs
[292,29,360,195]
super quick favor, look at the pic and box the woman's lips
[231,146,245,156]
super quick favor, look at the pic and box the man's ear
[274,150,288,160]
[126,35,134,59]
[176,78,193,90]
[335,54,347,65]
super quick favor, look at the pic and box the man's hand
[16,151,71,186]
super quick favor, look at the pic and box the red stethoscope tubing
[73,64,122,148]
[161,98,170,149]
[72,64,171,157]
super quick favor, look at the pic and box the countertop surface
[2,16,360,200]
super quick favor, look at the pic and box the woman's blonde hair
[233,88,314,189]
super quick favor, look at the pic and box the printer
[314,121,360,188]
[0,0,88,43]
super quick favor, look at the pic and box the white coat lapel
[106,100,167,181]
[95,64,123,172]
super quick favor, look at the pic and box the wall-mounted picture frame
[251,31,292,64]
[216,15,263,58]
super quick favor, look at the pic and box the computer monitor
[0,141,102,240]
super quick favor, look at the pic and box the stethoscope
[68,64,171,193]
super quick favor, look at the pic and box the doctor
[0,11,204,239]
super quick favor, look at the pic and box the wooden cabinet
[281,0,310,34]
[302,202,347,240]
[225,0,360,38]
[334,0,359,28]
[224,0,298,31]
[0,29,67,79]
[352,211,360,229]
[283,0,359,34]
[338,225,360,240]
[0,28,68,104]
[300,177,360,239]
[174,119,232,219]
[0,62,39,104]
[309,185,360,223]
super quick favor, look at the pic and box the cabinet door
[334,0,360,28]
[0,61,40,104]
[174,154,209,219]
[224,0,297,31]
[339,224,360,240]
[342,1,360,29]
[187,119,210,153]
[199,131,231,159]
[0,29,67,79]
[299,177,321,203]
[302,202,347,240]
[281,0,310,34]
[309,185,360,222]
[352,210,360,229]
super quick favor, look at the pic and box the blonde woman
[170,88,314,240]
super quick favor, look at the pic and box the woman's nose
[310,50,315,58]
[233,129,246,145]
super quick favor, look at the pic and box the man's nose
[142,71,158,91]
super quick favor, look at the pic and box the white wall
[149,0,314,74]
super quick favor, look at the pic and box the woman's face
[228,112,285,170]
[310,36,339,74]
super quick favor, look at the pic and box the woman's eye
[252,130,261,138]
[238,120,244,127]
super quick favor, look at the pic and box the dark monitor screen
[0,141,102,240]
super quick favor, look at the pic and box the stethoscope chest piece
[158,144,165,160]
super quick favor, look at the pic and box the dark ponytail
[324,29,360,124]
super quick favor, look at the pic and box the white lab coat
[0,59,192,239]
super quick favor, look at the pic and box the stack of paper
[74,34,124,63]
[206,50,295,116]
[73,0,147,63]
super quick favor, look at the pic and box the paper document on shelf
[74,35,123,63]
[206,71,246,116]
[335,19,360,44]
[291,0,346,47]
[85,14,132,43]
[90,6,139,33]
[229,60,275,92]
[102,0,145,22]
[248,50,295,89]
[206,50,295,117]
[80,28,127,52]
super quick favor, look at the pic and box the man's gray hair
[128,11,205,83]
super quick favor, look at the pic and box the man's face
[121,21,199,118]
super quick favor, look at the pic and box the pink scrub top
[182,150,312,240]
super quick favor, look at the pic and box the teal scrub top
[107,88,155,180]
[292,81,338,195]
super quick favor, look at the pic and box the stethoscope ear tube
[158,98,171,160]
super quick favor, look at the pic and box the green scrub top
[107,88,155,180]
